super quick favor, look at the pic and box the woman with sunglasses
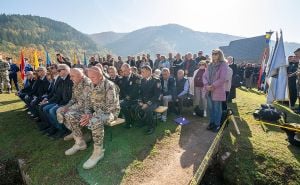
[203,49,228,132]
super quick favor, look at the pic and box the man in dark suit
[16,71,35,102]
[37,64,62,130]
[160,68,176,122]
[44,64,73,138]
[119,63,141,128]
[137,65,161,134]
[107,66,121,86]
[25,66,50,118]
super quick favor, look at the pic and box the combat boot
[65,136,87,156]
[82,145,105,169]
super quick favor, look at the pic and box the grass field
[0,88,300,185]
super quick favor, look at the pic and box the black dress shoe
[145,128,154,135]
[206,124,215,130]
[51,130,67,139]
[46,128,57,136]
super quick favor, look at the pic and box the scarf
[207,61,223,85]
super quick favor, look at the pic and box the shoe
[203,111,207,118]
[64,133,74,141]
[192,112,196,116]
[51,130,68,139]
[27,111,32,115]
[41,127,53,135]
[212,126,220,133]
[82,145,105,169]
[46,127,57,136]
[206,124,214,130]
[65,137,87,156]
[145,127,155,135]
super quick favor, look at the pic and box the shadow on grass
[0,99,21,106]
[77,114,178,185]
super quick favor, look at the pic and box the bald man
[64,66,120,170]
[57,68,92,141]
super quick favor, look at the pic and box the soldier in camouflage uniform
[63,66,120,170]
[0,53,11,94]
[56,68,92,141]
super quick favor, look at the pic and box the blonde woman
[203,49,228,132]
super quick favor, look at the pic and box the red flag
[20,50,25,80]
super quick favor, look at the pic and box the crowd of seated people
[11,49,239,169]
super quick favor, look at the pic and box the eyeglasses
[58,69,65,72]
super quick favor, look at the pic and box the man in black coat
[44,64,73,138]
[25,67,50,117]
[119,63,141,128]
[16,71,35,102]
[107,66,122,86]
[160,68,176,122]
[137,65,161,134]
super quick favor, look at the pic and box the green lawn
[221,88,300,185]
[1,89,300,185]
[0,94,177,185]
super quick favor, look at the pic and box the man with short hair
[0,53,11,94]
[293,48,300,113]
[8,57,20,92]
[107,66,121,86]
[64,66,120,169]
[137,65,161,134]
[45,64,73,138]
[16,71,35,102]
[175,69,189,115]
[119,63,141,128]
[57,68,92,141]
[160,68,176,122]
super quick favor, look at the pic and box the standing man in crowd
[8,57,20,92]
[0,53,11,94]
[119,63,141,129]
[137,65,161,134]
[64,66,120,169]
[288,55,299,109]
[56,53,71,68]
[293,48,300,113]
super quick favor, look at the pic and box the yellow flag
[73,52,77,64]
[33,50,39,69]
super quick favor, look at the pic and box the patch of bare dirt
[122,116,216,185]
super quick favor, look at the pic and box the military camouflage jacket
[0,60,10,73]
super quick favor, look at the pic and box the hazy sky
[1,0,299,42]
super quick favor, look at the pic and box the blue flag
[46,52,51,67]
[266,31,288,103]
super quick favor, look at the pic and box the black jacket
[47,77,62,103]
[118,73,141,100]
[28,76,49,99]
[108,75,122,87]
[48,75,73,105]
[139,77,161,105]
[21,79,35,94]
[160,77,176,100]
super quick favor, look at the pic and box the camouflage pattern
[0,59,11,90]
[57,76,92,123]
[62,77,120,147]
[84,78,120,146]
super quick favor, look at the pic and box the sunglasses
[58,69,65,72]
